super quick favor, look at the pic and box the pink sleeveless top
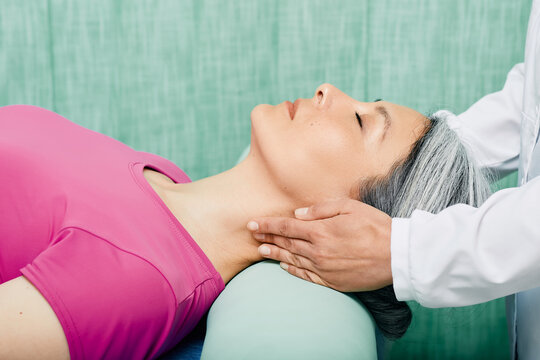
[0,105,225,359]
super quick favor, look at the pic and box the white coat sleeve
[391,63,526,307]
[448,63,524,179]
[392,175,540,307]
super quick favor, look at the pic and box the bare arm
[0,276,70,360]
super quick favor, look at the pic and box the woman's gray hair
[355,110,493,340]
[361,110,492,217]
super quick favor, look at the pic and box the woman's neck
[154,156,297,284]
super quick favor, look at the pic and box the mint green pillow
[201,260,377,360]
[201,147,377,359]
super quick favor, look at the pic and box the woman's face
[249,83,428,203]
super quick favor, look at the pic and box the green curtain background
[0,0,531,358]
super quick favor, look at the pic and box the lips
[286,99,300,120]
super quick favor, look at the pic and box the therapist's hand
[247,198,393,292]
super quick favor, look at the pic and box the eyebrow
[375,105,392,141]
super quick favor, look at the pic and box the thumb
[294,199,354,220]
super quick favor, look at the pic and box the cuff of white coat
[436,109,463,132]
[436,110,480,164]
[391,217,417,302]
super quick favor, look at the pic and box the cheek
[249,109,367,202]
[279,126,365,201]
[303,127,354,169]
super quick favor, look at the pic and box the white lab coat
[391,0,540,358]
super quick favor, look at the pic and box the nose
[313,83,341,108]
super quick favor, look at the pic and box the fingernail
[259,245,270,256]
[247,221,259,231]
[295,207,308,216]
[254,233,265,240]
[280,262,289,270]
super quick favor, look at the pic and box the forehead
[386,102,429,141]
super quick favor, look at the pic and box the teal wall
[0,0,531,358]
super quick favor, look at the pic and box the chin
[250,103,276,150]
[250,103,272,125]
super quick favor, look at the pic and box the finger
[279,262,331,288]
[258,244,315,271]
[248,217,314,242]
[255,234,314,258]
[294,198,358,220]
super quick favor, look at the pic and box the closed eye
[355,112,363,128]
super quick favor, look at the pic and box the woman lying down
[0,83,490,359]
